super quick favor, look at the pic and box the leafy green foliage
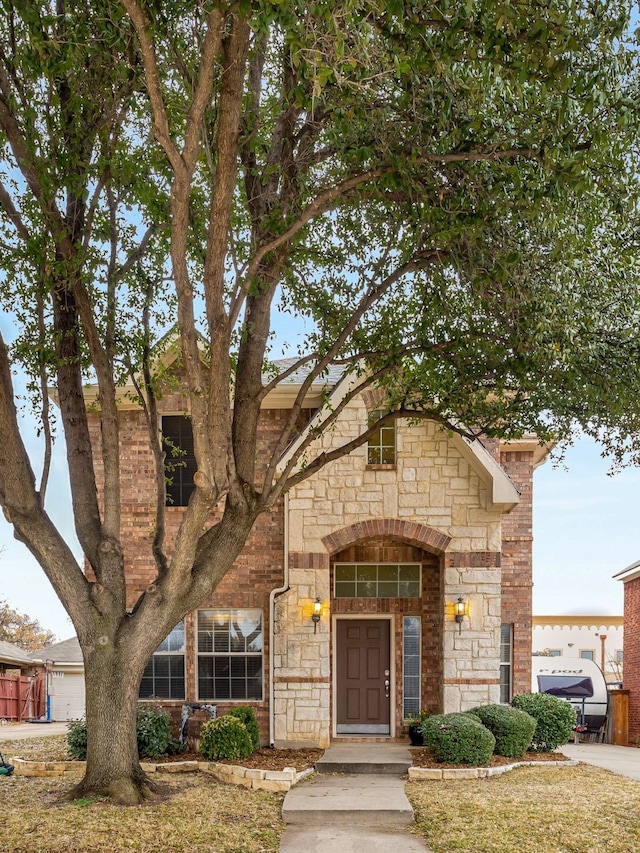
[135,707,174,760]
[421,713,496,766]
[66,707,176,761]
[66,719,88,761]
[469,704,537,758]
[2,0,640,799]
[511,693,577,752]
[225,706,261,751]
[198,716,254,762]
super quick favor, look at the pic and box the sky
[0,394,635,642]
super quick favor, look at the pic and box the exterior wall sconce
[454,597,466,634]
[312,598,322,633]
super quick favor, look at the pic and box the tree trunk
[70,639,153,805]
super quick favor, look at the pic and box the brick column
[500,451,534,697]
[623,577,640,744]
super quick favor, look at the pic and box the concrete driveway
[562,742,640,781]
[0,721,68,741]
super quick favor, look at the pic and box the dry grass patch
[0,773,284,853]
[1,734,68,762]
[407,764,640,853]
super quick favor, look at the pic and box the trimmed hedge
[66,706,176,761]
[421,712,496,766]
[199,715,254,761]
[226,706,260,750]
[511,692,576,752]
[470,704,537,758]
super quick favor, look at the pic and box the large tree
[0,0,639,802]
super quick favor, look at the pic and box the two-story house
[85,350,548,747]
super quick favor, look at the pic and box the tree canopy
[0,598,56,651]
[0,0,639,801]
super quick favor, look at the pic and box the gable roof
[613,558,640,584]
[0,639,35,667]
[30,636,83,665]
[276,368,522,511]
[67,335,546,506]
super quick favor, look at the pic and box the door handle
[384,679,390,698]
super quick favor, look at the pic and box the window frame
[402,616,421,720]
[499,624,513,703]
[579,649,595,661]
[197,609,263,702]
[161,414,197,507]
[333,563,421,599]
[139,620,186,701]
[367,409,396,465]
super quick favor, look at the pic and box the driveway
[0,721,68,741]
[562,742,640,781]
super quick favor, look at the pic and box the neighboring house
[532,615,623,682]
[614,560,640,745]
[0,640,43,721]
[84,351,549,747]
[0,639,37,674]
[31,637,84,721]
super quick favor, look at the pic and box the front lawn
[0,774,284,853]
[407,764,640,853]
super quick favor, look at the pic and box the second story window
[367,409,396,465]
[162,415,197,506]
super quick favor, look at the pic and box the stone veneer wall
[272,556,331,748]
[623,576,640,744]
[278,398,508,742]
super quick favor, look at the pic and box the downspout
[268,492,290,748]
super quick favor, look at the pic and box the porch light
[312,598,322,633]
[454,597,466,634]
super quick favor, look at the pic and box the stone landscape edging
[8,757,315,792]
[408,757,578,780]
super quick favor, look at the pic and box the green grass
[407,764,640,853]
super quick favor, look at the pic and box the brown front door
[336,619,391,734]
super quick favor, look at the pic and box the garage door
[49,669,85,721]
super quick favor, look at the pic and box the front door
[336,619,391,734]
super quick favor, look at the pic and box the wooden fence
[0,674,44,722]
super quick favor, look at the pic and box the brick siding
[624,577,640,744]
[499,450,534,697]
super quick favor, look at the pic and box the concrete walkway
[0,721,68,741]
[280,743,431,853]
[562,742,640,781]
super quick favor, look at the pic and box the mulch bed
[410,748,570,769]
[150,747,324,772]
[218,747,324,772]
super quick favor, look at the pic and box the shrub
[67,718,88,760]
[469,704,537,758]
[136,706,173,759]
[66,706,175,761]
[511,692,576,752]
[226,706,260,750]
[421,712,495,766]
[199,715,254,761]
